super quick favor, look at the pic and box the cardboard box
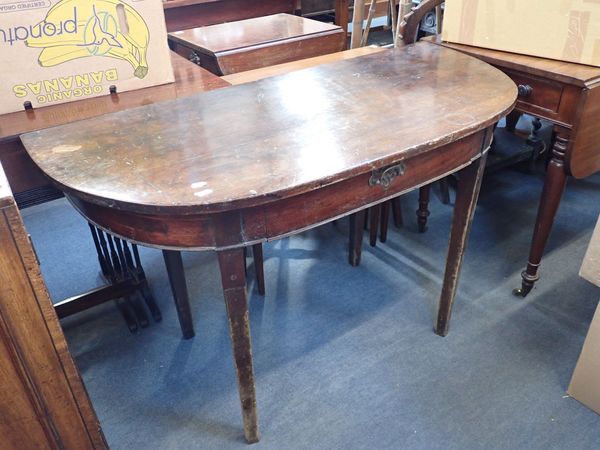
[568,216,600,415]
[442,0,600,67]
[580,216,600,287]
[0,0,174,115]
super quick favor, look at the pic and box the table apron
[67,129,489,251]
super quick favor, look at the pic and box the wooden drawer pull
[518,84,533,98]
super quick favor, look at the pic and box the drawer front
[504,69,564,114]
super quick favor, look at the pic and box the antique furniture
[430,41,600,297]
[168,14,346,76]
[0,162,107,449]
[402,0,600,296]
[0,53,264,335]
[21,44,516,442]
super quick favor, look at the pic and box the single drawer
[504,69,564,113]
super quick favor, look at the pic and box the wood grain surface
[22,44,516,215]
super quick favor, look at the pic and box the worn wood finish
[222,46,384,85]
[22,45,516,442]
[436,149,489,336]
[169,14,346,76]
[23,46,515,215]
[426,31,600,295]
[163,0,295,32]
[0,52,229,197]
[217,247,259,443]
[0,163,106,449]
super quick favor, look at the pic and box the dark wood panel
[163,0,296,32]
[0,163,106,449]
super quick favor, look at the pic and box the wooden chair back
[395,0,444,46]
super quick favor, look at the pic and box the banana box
[0,0,174,115]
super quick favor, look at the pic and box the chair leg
[252,244,265,296]
[438,178,450,205]
[369,204,381,246]
[417,185,431,233]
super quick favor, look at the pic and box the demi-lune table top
[21,43,516,216]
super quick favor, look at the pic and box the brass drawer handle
[189,51,201,66]
[369,162,406,188]
[518,84,533,97]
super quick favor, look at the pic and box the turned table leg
[162,250,195,339]
[417,185,431,233]
[436,153,488,336]
[513,133,569,297]
[217,248,259,444]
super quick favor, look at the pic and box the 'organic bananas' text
[12,68,118,104]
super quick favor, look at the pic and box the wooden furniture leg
[438,178,450,205]
[348,209,366,266]
[514,132,569,297]
[380,200,391,243]
[392,196,403,227]
[417,185,431,233]
[217,248,259,444]
[369,203,381,246]
[252,243,266,295]
[505,110,522,132]
[162,250,195,339]
[335,0,350,35]
[436,153,488,336]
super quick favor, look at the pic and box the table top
[429,37,600,88]
[168,13,342,54]
[21,43,516,215]
[0,53,229,142]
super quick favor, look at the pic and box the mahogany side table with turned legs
[432,37,600,296]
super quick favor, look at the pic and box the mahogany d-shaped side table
[21,44,516,443]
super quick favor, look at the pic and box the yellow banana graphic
[26,0,150,79]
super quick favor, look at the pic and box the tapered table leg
[162,250,195,339]
[513,133,569,297]
[369,203,381,247]
[436,153,488,336]
[380,201,390,243]
[252,244,266,296]
[348,209,366,267]
[218,248,259,444]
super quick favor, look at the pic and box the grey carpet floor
[22,165,600,449]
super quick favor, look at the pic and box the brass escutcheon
[368,162,406,188]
